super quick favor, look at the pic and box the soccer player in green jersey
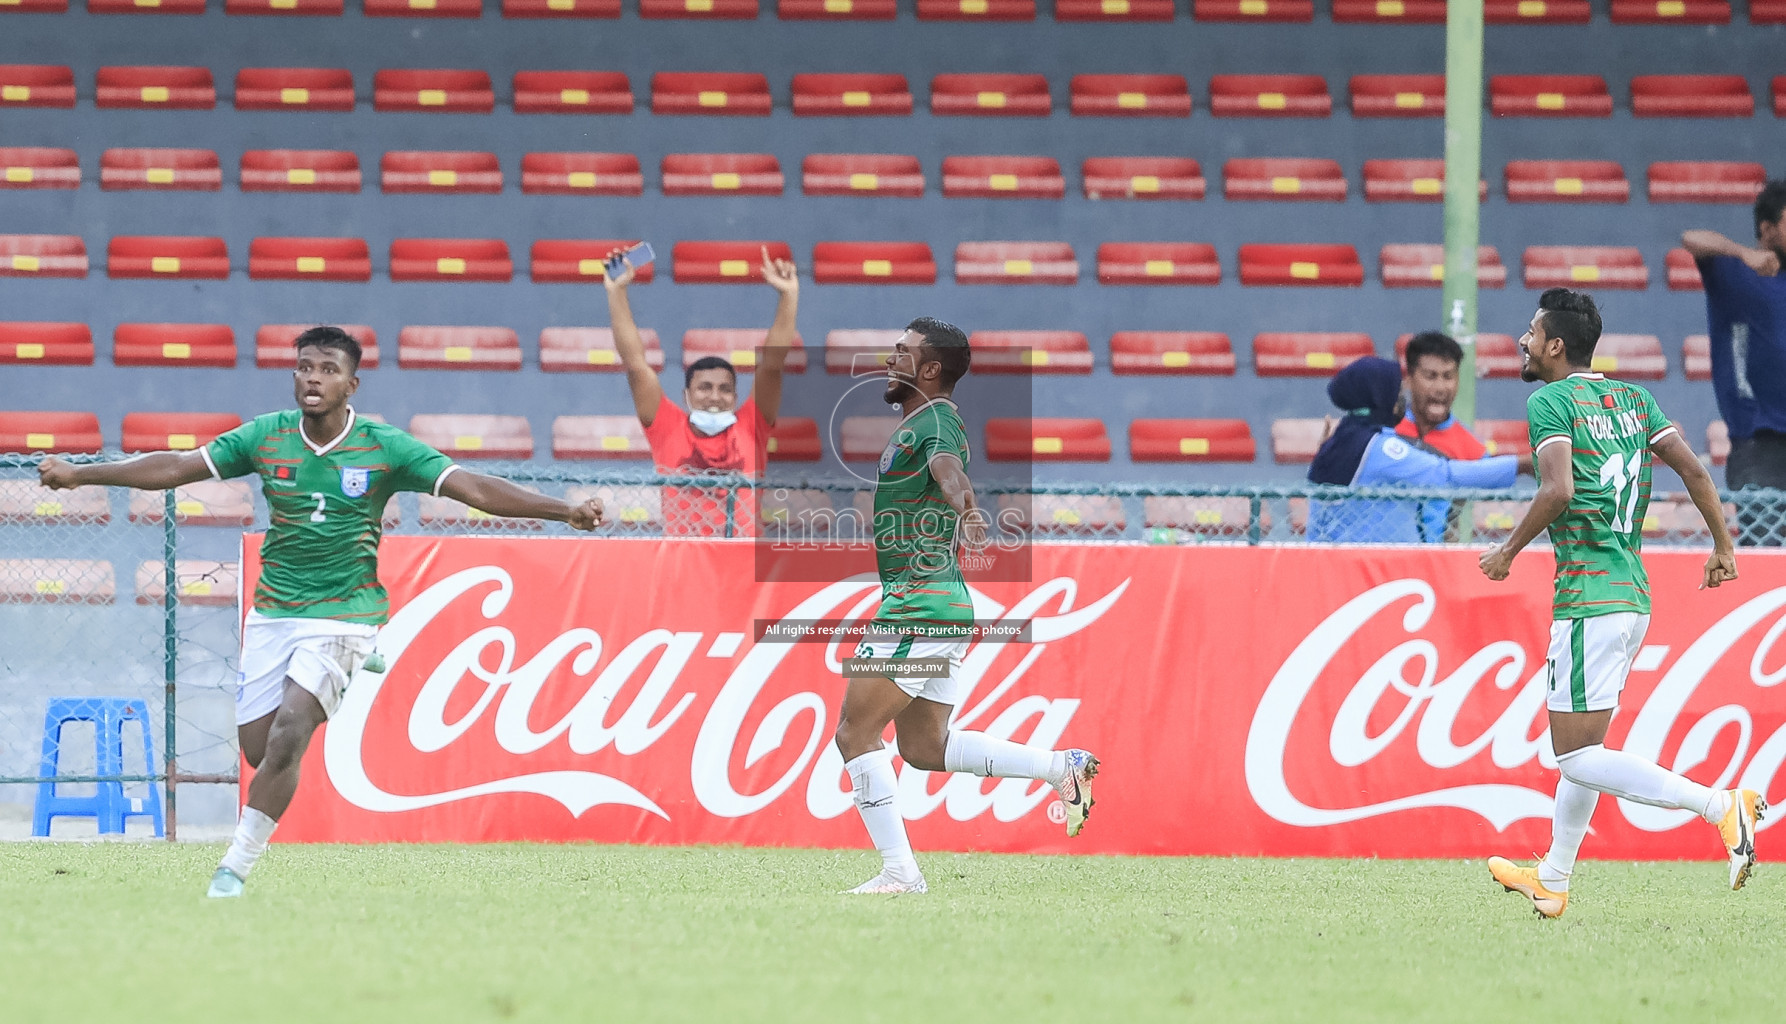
[1477,289,1760,918]
[832,318,1099,895]
[38,327,606,898]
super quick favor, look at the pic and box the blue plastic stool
[33,698,165,837]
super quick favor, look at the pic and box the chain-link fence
[3,452,1781,840]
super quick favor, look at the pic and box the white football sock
[844,749,919,880]
[943,731,1062,786]
[1555,744,1723,822]
[218,807,278,879]
[1539,776,1599,891]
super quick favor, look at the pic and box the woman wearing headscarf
[1306,356,1520,543]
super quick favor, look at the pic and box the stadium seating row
[4,66,1784,118]
[4,149,1765,206]
[3,0,1782,26]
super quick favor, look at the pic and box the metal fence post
[163,489,178,842]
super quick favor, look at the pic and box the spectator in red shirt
[605,247,799,536]
[1395,331,1489,460]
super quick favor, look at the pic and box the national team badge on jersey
[340,467,371,497]
[879,442,898,473]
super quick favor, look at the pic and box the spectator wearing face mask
[605,246,799,535]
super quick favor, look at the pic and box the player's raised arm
[1680,229,1781,275]
[439,470,605,531]
[38,451,214,492]
[1651,430,1738,589]
[604,253,666,427]
[1479,438,1573,581]
[750,246,799,427]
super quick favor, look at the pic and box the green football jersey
[205,409,456,624]
[1526,372,1676,619]
[871,399,975,637]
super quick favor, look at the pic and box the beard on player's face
[883,376,917,406]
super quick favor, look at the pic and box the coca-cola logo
[1246,579,1786,833]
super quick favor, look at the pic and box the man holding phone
[603,245,799,535]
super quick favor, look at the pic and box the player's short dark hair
[684,355,737,388]
[1536,288,1603,367]
[906,316,970,390]
[1754,179,1786,237]
[293,325,361,372]
[1404,331,1463,373]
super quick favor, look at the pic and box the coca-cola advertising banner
[244,537,1786,858]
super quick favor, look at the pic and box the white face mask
[688,408,736,436]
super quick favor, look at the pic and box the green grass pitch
[3,843,1781,1023]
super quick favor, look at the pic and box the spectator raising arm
[752,246,799,427]
[604,254,666,428]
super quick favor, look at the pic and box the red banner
[244,537,1786,858]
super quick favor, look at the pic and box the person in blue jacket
[1306,356,1520,543]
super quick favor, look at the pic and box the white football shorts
[852,629,970,706]
[1544,612,1649,714]
[236,609,377,725]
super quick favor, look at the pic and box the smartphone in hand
[605,241,655,278]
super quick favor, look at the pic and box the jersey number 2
[1597,452,1643,534]
[308,492,327,523]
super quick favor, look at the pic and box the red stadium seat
[0,1,67,12]
[1630,75,1751,117]
[365,0,481,16]
[930,73,1051,116]
[255,324,379,369]
[1349,74,1445,117]
[96,66,215,109]
[1,148,79,190]
[640,0,758,18]
[802,154,924,196]
[133,560,242,607]
[1194,0,1312,20]
[1776,76,1786,117]
[767,417,822,461]
[1705,421,1731,468]
[503,0,621,15]
[840,416,899,461]
[521,152,642,195]
[1223,158,1346,201]
[373,69,493,112]
[1271,418,1326,463]
[1590,334,1666,379]
[1055,0,1174,19]
[1254,332,1374,376]
[100,148,220,191]
[410,414,534,460]
[1332,0,1445,20]
[1666,248,1702,291]
[248,237,372,282]
[113,323,236,368]
[0,323,94,366]
[512,71,632,113]
[985,419,1111,462]
[1379,244,1507,288]
[122,412,241,452]
[811,242,937,284]
[531,239,655,284]
[1,235,87,278]
[0,560,115,607]
[1069,74,1191,117]
[1490,75,1610,117]
[0,481,109,526]
[1396,332,1522,378]
[662,153,784,196]
[1239,243,1363,286]
[1610,0,1729,22]
[227,0,344,12]
[942,156,1064,199]
[998,494,1126,536]
[389,239,513,282]
[823,329,905,376]
[778,0,897,17]
[1754,0,1786,20]
[1109,331,1234,375]
[1096,243,1221,285]
[1081,157,1205,200]
[1683,334,1710,380]
[917,0,1034,19]
[954,241,1078,284]
[1363,159,1487,203]
[1505,160,1629,203]
[108,236,227,280]
[240,149,361,193]
[398,326,522,371]
[1129,419,1256,462]
[0,411,102,454]
[1209,75,1330,117]
[968,331,1092,373]
[791,73,912,115]
[0,66,76,109]
[1647,162,1765,204]
[651,72,772,115]
[672,241,793,283]
[539,327,664,372]
[1522,246,1648,290]
[1475,419,1531,458]
[1143,496,1264,537]
[682,328,808,372]
[234,68,355,111]
[552,416,650,459]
